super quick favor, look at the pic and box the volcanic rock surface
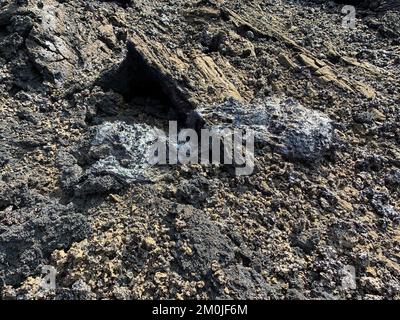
[0,0,399,299]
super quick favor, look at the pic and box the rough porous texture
[0,0,399,299]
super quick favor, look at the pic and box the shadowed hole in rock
[9,59,45,92]
[0,203,11,212]
[235,251,252,267]
[97,41,195,127]
[9,84,23,96]
[0,25,7,37]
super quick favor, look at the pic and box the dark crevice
[0,24,8,37]
[97,41,201,128]
[0,202,11,212]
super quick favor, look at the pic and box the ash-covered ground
[0,0,399,299]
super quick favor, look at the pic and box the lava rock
[200,98,335,163]
[175,210,236,279]
[73,121,162,196]
[0,193,90,286]
[355,154,386,172]
[371,192,399,222]
[385,170,400,189]
[290,229,321,255]
[215,264,279,299]
[176,177,211,206]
